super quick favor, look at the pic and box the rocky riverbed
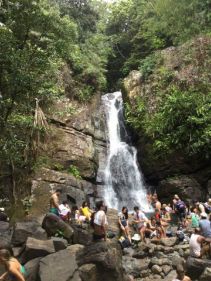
[1,210,211,281]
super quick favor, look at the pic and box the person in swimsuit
[49,188,62,216]
[0,249,26,281]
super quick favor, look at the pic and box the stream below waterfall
[102,92,152,211]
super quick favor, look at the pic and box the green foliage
[139,54,160,79]
[127,87,211,158]
[106,0,211,88]
[67,165,82,179]
[0,0,110,179]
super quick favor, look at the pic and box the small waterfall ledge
[102,91,151,211]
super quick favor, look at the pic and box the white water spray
[102,92,151,211]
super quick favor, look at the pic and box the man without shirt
[49,188,62,216]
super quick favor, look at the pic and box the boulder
[11,221,47,246]
[78,264,97,281]
[122,256,150,277]
[77,241,123,281]
[186,257,211,280]
[160,237,177,247]
[150,257,172,266]
[24,257,41,281]
[51,237,68,252]
[42,213,74,241]
[13,247,24,257]
[39,244,84,281]
[20,237,55,264]
[72,224,93,246]
[158,175,202,202]
[162,265,172,276]
[0,221,10,232]
[151,265,162,274]
[199,267,211,281]
[106,209,120,235]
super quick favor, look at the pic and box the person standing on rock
[133,206,148,241]
[49,188,62,216]
[92,200,108,241]
[0,249,26,281]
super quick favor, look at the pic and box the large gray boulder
[72,224,93,246]
[42,213,74,241]
[77,241,124,281]
[122,256,150,277]
[158,175,202,202]
[25,257,41,281]
[186,257,211,279]
[51,237,68,252]
[78,264,97,281]
[39,244,84,281]
[20,237,55,264]
[11,221,47,246]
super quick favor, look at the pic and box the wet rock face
[158,175,203,203]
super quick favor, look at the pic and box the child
[0,249,26,281]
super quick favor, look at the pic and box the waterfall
[102,91,151,211]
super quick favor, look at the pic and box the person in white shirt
[133,206,148,241]
[93,200,108,241]
[189,228,211,258]
[59,200,71,222]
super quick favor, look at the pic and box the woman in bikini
[0,249,26,281]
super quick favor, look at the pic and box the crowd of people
[1,189,211,281]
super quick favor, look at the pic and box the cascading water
[102,91,151,211]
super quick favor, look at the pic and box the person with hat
[199,212,211,238]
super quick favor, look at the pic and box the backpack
[176,201,186,212]
[118,236,131,249]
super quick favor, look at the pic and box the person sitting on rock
[0,249,26,281]
[172,264,191,281]
[92,200,108,241]
[133,206,148,241]
[199,212,211,238]
[80,201,93,221]
[161,205,171,223]
[59,200,71,222]
[49,188,62,216]
[190,207,200,229]
[189,228,211,258]
[118,206,131,243]
[74,207,86,225]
